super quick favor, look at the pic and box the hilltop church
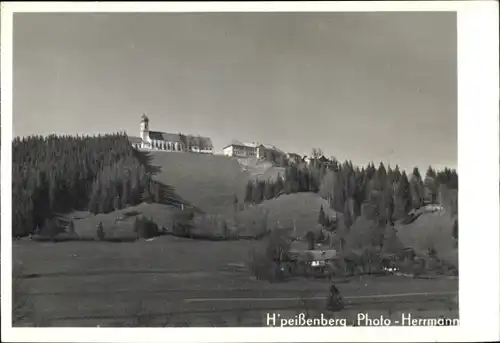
[128,114,213,154]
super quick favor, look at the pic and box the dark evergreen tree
[318,205,326,226]
[11,133,173,237]
[424,166,438,203]
[274,173,284,197]
[452,219,458,241]
[264,181,275,200]
[395,172,412,218]
[244,180,254,204]
[343,200,353,229]
[410,166,425,209]
[305,230,316,250]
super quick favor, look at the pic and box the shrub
[67,220,76,235]
[192,214,235,240]
[171,210,195,237]
[248,229,290,282]
[41,218,63,240]
[134,216,160,239]
[96,222,105,241]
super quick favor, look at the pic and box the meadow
[13,235,458,327]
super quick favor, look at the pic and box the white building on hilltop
[223,140,285,159]
[128,114,213,154]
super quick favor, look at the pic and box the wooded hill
[243,159,458,226]
[12,133,188,237]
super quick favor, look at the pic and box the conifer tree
[424,166,438,203]
[318,205,326,226]
[244,180,254,204]
[410,166,425,209]
[274,173,284,196]
[252,181,264,204]
[343,200,353,229]
[113,195,122,211]
[264,181,275,200]
[305,230,316,250]
[395,172,412,218]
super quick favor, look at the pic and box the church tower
[140,114,149,144]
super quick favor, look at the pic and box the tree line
[244,158,458,227]
[12,133,171,237]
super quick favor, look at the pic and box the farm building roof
[306,249,338,261]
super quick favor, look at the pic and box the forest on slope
[12,133,458,240]
[243,158,458,228]
[12,133,186,237]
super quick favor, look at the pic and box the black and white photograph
[1,2,499,342]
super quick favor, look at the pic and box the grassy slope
[68,203,182,239]
[235,192,336,237]
[339,210,457,266]
[395,211,457,266]
[150,153,287,215]
[150,152,249,216]
[236,158,286,182]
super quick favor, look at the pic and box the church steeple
[140,113,149,142]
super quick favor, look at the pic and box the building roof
[223,140,257,149]
[148,131,183,143]
[223,140,285,151]
[147,131,213,149]
[128,136,143,144]
[306,249,338,261]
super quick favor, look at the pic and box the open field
[13,236,458,327]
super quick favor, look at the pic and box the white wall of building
[223,146,234,156]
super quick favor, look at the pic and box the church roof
[148,131,182,143]
[128,136,143,144]
[148,131,213,149]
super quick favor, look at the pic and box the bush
[192,214,235,240]
[134,216,160,239]
[41,218,63,239]
[171,210,195,237]
[96,222,105,240]
[248,230,290,282]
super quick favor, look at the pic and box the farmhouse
[128,114,213,154]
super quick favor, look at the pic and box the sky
[13,12,457,172]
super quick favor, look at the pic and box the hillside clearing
[395,211,457,267]
[235,192,336,236]
[236,158,286,182]
[65,203,182,239]
[150,152,249,216]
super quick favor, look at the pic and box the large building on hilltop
[223,140,286,160]
[128,114,213,154]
